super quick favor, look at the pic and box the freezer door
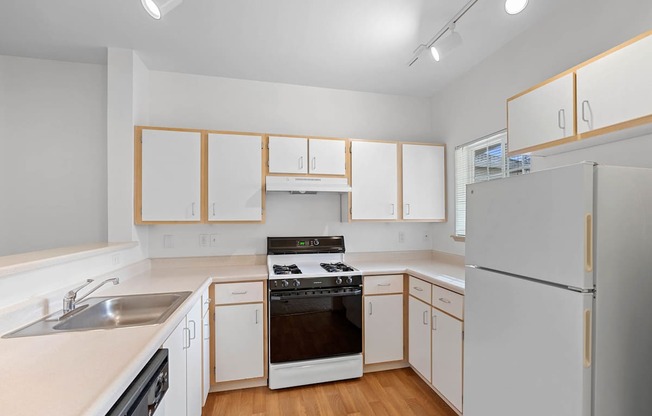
[466,162,594,290]
[464,267,592,416]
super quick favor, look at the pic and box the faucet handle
[65,279,94,299]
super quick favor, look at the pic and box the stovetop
[267,236,359,280]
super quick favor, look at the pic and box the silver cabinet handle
[232,291,248,295]
[377,283,391,287]
[432,314,438,330]
[438,297,452,304]
[405,204,411,215]
[212,203,216,217]
[189,320,197,340]
[255,309,259,324]
[390,204,395,215]
[422,310,429,325]
[298,156,304,169]
[191,202,196,217]
[558,109,566,129]
[368,301,373,316]
[581,100,590,123]
[183,327,190,349]
[413,286,424,292]
[312,157,316,170]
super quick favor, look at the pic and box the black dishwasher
[106,349,169,416]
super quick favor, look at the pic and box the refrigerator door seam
[469,266,595,293]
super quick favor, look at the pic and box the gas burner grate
[273,264,302,275]
[320,262,356,273]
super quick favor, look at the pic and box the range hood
[266,176,351,193]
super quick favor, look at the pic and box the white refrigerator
[464,162,652,416]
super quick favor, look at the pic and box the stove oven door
[269,287,363,364]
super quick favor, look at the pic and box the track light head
[505,0,529,15]
[141,0,184,20]
[430,28,463,63]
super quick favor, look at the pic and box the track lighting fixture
[409,0,531,66]
[141,0,184,20]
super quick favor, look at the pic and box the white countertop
[0,255,461,415]
[0,262,269,416]
[350,258,465,294]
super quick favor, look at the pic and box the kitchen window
[454,130,531,238]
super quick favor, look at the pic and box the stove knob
[313,239,320,246]
[335,277,343,285]
[293,279,301,287]
[281,280,290,288]
[346,276,354,284]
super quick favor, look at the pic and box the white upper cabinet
[508,73,575,153]
[576,34,652,135]
[402,144,445,221]
[140,129,201,222]
[351,141,398,220]
[308,138,346,175]
[268,136,347,176]
[207,133,263,222]
[268,136,308,174]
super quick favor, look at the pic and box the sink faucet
[63,277,120,313]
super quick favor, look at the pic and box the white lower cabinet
[409,296,432,382]
[214,302,264,382]
[201,290,211,405]
[409,276,465,413]
[161,298,203,416]
[432,309,463,412]
[364,294,403,364]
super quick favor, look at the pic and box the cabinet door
[268,136,308,174]
[186,300,203,416]
[432,310,463,412]
[208,133,263,221]
[402,144,445,221]
[364,294,403,364]
[576,34,652,134]
[141,129,201,222]
[508,73,575,153]
[408,296,431,382]
[215,303,264,382]
[202,309,210,405]
[351,141,398,220]
[162,318,188,416]
[308,138,346,175]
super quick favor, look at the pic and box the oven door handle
[270,288,362,301]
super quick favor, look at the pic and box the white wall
[429,0,652,256]
[0,56,107,256]
[146,71,436,256]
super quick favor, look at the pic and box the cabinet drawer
[214,282,263,305]
[409,276,431,304]
[432,285,464,320]
[364,275,403,295]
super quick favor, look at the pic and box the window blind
[454,130,530,237]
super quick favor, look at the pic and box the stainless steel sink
[3,291,192,338]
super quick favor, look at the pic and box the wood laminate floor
[202,368,458,416]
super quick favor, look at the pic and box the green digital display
[298,241,306,246]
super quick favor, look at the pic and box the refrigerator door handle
[585,213,593,272]
[583,309,592,368]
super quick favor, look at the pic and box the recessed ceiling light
[505,0,529,15]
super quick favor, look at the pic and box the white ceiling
[0,0,565,97]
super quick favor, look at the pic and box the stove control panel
[270,275,362,290]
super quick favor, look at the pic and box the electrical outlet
[210,234,218,247]
[424,233,430,242]
[398,231,405,243]
[199,234,210,248]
